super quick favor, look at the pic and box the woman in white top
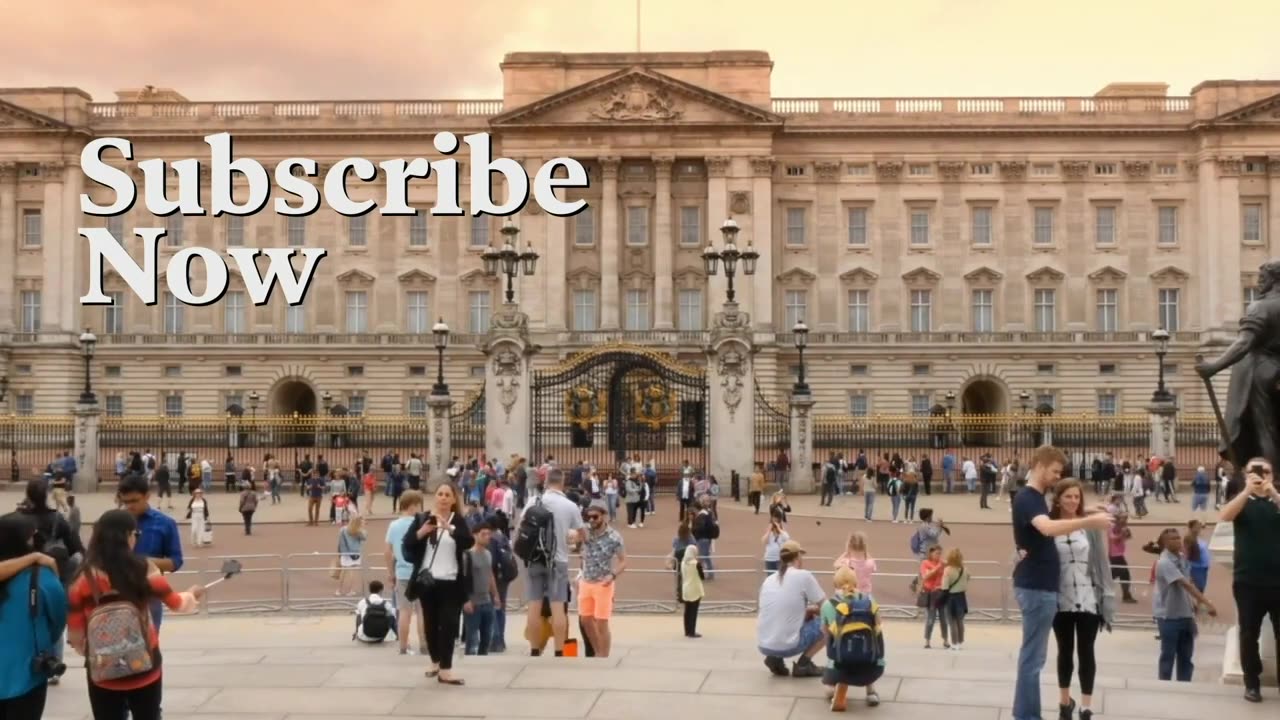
[762,519,790,574]
[185,487,210,546]
[604,473,620,522]
[401,482,474,685]
[335,514,367,596]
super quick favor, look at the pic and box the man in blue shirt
[117,475,184,629]
[1010,446,1112,720]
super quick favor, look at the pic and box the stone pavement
[41,614,1270,720]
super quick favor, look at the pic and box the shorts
[759,617,822,659]
[577,579,615,619]
[525,561,571,603]
[393,578,415,610]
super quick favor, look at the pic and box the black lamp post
[78,329,97,404]
[1151,327,1173,403]
[482,220,539,304]
[248,391,260,419]
[792,319,810,394]
[0,374,7,406]
[701,218,759,304]
[944,390,957,416]
[432,317,450,395]
[1019,390,1031,414]
[322,391,333,414]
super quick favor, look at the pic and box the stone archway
[270,378,318,417]
[960,377,1008,446]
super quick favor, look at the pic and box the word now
[79,228,326,306]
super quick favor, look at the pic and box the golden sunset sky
[3,0,1277,102]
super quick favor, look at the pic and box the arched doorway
[270,379,318,416]
[960,378,1007,446]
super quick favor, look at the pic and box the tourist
[941,450,956,494]
[603,472,619,522]
[1153,527,1217,682]
[769,490,791,525]
[691,498,718,579]
[676,466,696,519]
[1216,457,1280,702]
[223,454,237,493]
[353,579,396,644]
[833,531,876,594]
[861,467,876,521]
[757,541,825,678]
[385,490,427,655]
[678,544,705,638]
[486,510,516,653]
[578,505,626,657]
[918,545,949,648]
[820,566,884,712]
[910,508,950,560]
[1191,467,1211,512]
[238,480,258,535]
[1184,520,1211,594]
[1011,445,1113,720]
[749,462,766,514]
[0,513,67,717]
[402,482,474,685]
[644,460,659,516]
[1049,479,1116,720]
[522,469,583,657]
[821,454,840,507]
[335,515,366,597]
[962,456,978,494]
[762,518,790,574]
[462,522,500,656]
[116,475,183,631]
[1108,513,1138,604]
[941,548,970,650]
[184,487,210,546]
[624,471,646,528]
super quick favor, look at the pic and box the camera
[1249,464,1268,476]
[32,651,66,679]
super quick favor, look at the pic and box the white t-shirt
[756,568,825,652]
[963,460,978,480]
[354,594,397,642]
[540,490,585,565]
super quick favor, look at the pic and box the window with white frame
[1097,392,1118,416]
[104,291,124,334]
[908,163,932,176]
[971,207,992,246]
[19,290,40,332]
[910,394,931,416]
[1033,289,1056,332]
[574,207,594,246]
[165,214,184,246]
[105,395,124,417]
[1031,163,1055,177]
[1036,393,1056,411]
[1243,203,1264,243]
[347,395,366,416]
[1033,207,1054,245]
[572,289,597,331]
[164,394,184,417]
[847,207,868,246]
[348,216,367,246]
[22,210,41,247]
[971,289,994,332]
[345,291,368,333]
[626,206,649,246]
[677,289,703,331]
[224,291,247,333]
[847,289,871,332]
[910,289,932,332]
[287,216,306,246]
[624,288,650,331]
[408,396,428,418]
[1157,288,1180,331]
[679,207,701,246]
[225,392,242,409]
[849,395,869,417]
[225,215,244,246]
[784,290,807,330]
[1244,286,1260,315]
[1095,206,1116,245]
[285,304,306,333]
[15,393,34,416]
[163,292,184,333]
[1096,289,1118,332]
[1157,206,1178,245]
[470,215,489,248]
[909,209,930,246]
[409,214,429,247]
[405,291,429,333]
[786,207,806,246]
[469,291,491,333]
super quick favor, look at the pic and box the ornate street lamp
[1019,390,1031,414]
[792,319,810,394]
[701,218,759,304]
[482,220,539,304]
[322,391,333,414]
[944,390,957,416]
[432,317,451,396]
[78,329,98,404]
[1151,327,1173,403]
[248,391,260,418]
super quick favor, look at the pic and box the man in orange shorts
[578,504,627,657]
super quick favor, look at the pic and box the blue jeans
[1013,588,1058,720]
[150,599,164,630]
[967,476,977,493]
[890,495,901,521]
[1191,492,1208,512]
[696,538,715,579]
[760,616,822,658]
[463,603,495,655]
[864,492,876,520]
[1156,617,1196,681]
[491,583,508,651]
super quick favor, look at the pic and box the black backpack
[360,600,391,641]
[490,532,519,584]
[33,512,72,584]
[513,498,556,566]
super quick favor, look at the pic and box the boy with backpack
[353,580,397,643]
[821,565,885,712]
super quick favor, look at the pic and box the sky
[3,0,1278,102]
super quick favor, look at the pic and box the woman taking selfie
[402,482,474,686]
[0,513,68,717]
[67,509,205,720]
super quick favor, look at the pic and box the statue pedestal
[1210,521,1278,687]
[788,392,816,493]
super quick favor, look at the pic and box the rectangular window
[1158,288,1180,331]
[626,206,649,246]
[1095,206,1116,245]
[348,216,367,246]
[1242,203,1264,243]
[225,216,244,246]
[408,396,428,418]
[574,207,594,246]
[1096,289,1118,332]
[1033,207,1054,245]
[345,291,368,333]
[912,364,931,376]
[910,289,932,332]
[347,396,366,417]
[15,394,33,416]
[104,291,124,334]
[1097,393,1118,416]
[849,395,869,417]
[107,215,125,241]
[285,305,306,334]
[572,289,598,331]
[971,207,992,246]
[19,290,40,332]
[1157,163,1178,176]
[971,289,994,332]
[287,216,306,246]
[1033,288,1056,332]
[677,289,703,331]
[405,291,430,333]
[784,290,807,331]
[679,207,701,246]
[224,291,247,333]
[908,163,932,176]
[909,210,930,246]
[409,214,429,247]
[1099,363,1117,375]
[468,291,491,333]
[470,215,489,248]
[910,394,931,416]
[105,396,124,417]
[165,214,183,246]
[847,207,868,246]
[1036,393,1056,411]
[1244,286,1260,315]
[624,289,650,331]
[163,292,184,334]
[164,395,184,418]
[847,289,870,333]
[970,163,993,176]
[1157,206,1178,245]
[1032,163,1055,177]
[1094,163,1117,176]
[786,207,806,246]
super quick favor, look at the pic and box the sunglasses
[587,515,603,521]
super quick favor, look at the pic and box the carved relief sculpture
[564,383,607,430]
[937,161,966,181]
[717,349,747,421]
[729,191,751,215]
[749,156,775,177]
[705,156,731,177]
[1059,160,1090,179]
[633,382,677,430]
[1215,156,1243,177]
[1184,159,1200,174]
[0,162,16,180]
[1123,160,1151,178]
[998,161,1027,180]
[591,82,683,121]
[493,348,522,423]
[813,161,841,182]
[874,161,903,182]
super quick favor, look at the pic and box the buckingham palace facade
[0,50,1278,420]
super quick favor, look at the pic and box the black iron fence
[449,390,486,458]
[0,416,75,484]
[753,383,790,466]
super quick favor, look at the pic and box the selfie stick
[1195,354,1240,470]
[200,559,243,590]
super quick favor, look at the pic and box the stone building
[0,50,1278,420]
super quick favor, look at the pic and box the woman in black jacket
[402,482,473,685]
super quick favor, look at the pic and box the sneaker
[638,523,645,528]
[1080,708,1094,720]
[1243,688,1262,703]
[792,658,823,678]
[627,524,637,529]
[1059,698,1076,720]
[764,655,788,677]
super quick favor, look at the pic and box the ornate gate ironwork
[449,389,486,457]
[754,382,790,466]
[531,345,709,483]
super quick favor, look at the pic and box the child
[1152,527,1217,681]
[679,544,705,638]
[463,522,500,655]
[335,493,351,525]
[821,566,885,712]
[362,471,376,515]
[354,580,397,643]
[834,532,877,595]
[941,548,970,650]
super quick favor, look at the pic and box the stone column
[483,305,536,465]
[73,402,101,494]
[60,164,83,332]
[41,162,66,333]
[789,391,816,493]
[538,156,568,332]
[706,157,731,310]
[707,302,755,487]
[749,157,775,331]
[653,156,675,330]
[1147,398,1178,459]
[0,163,16,330]
[427,393,452,488]
[1269,159,1280,260]
[599,157,621,330]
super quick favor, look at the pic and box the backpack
[33,513,72,584]
[824,464,838,484]
[84,588,156,683]
[359,600,391,641]
[513,498,556,566]
[825,595,881,669]
[490,533,519,584]
[909,529,924,557]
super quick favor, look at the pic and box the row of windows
[844,390,1132,417]
[91,392,474,418]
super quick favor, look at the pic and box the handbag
[413,513,450,592]
[935,569,965,608]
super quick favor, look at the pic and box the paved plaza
[38,614,1268,720]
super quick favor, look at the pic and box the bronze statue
[1196,260,1280,466]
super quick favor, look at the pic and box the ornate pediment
[1088,265,1128,283]
[457,269,492,285]
[0,99,73,132]
[1025,265,1066,283]
[839,267,879,284]
[901,266,941,285]
[1149,265,1190,283]
[1206,91,1280,124]
[776,267,818,284]
[963,266,1004,284]
[335,269,375,285]
[672,266,705,283]
[397,269,437,284]
[566,266,601,283]
[489,68,783,128]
